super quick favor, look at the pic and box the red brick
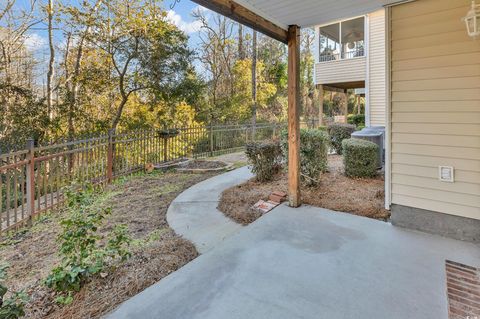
[446,260,480,318]
[272,191,287,198]
[269,194,286,203]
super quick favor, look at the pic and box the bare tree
[194,10,236,122]
[46,0,55,119]
[238,23,245,60]
[61,0,103,137]
[0,0,40,86]
[251,30,257,135]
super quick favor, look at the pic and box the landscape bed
[176,160,232,173]
[219,155,389,225]
[0,170,218,319]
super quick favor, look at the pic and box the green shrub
[327,123,356,155]
[0,264,28,319]
[45,184,131,304]
[342,138,379,178]
[347,114,365,127]
[245,140,282,182]
[280,129,329,186]
[318,125,327,132]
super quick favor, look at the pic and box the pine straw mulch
[0,170,217,319]
[180,160,228,170]
[219,155,390,225]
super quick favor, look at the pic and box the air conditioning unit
[351,129,384,168]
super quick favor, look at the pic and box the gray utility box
[362,126,385,147]
[351,127,384,168]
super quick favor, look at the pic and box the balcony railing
[318,48,365,63]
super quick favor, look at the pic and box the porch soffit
[232,0,403,29]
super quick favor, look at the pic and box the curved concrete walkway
[167,166,253,254]
[109,204,480,319]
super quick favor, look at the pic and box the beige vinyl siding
[315,57,366,84]
[390,0,480,220]
[368,9,386,126]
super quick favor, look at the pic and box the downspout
[384,6,392,210]
[365,14,371,127]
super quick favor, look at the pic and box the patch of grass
[175,173,197,182]
[131,228,169,248]
[112,169,165,186]
[232,161,247,169]
[0,213,55,248]
[151,184,182,194]
[95,190,123,207]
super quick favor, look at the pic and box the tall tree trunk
[64,0,103,138]
[238,24,244,60]
[251,30,257,139]
[46,0,55,121]
[111,95,128,133]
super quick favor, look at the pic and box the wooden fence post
[25,138,35,226]
[106,130,114,183]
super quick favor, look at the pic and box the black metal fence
[0,123,282,234]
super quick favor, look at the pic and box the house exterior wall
[367,9,386,126]
[389,0,480,221]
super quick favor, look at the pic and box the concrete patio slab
[108,205,480,319]
[167,166,253,253]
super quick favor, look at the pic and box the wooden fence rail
[0,123,281,234]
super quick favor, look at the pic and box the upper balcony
[315,16,367,87]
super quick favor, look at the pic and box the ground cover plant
[44,184,132,305]
[0,170,218,319]
[0,264,28,319]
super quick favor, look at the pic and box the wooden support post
[287,25,301,208]
[25,139,35,226]
[343,89,348,123]
[318,84,324,127]
[357,96,362,115]
[106,130,114,183]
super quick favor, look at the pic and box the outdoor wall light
[463,1,480,38]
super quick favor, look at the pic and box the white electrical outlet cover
[439,166,454,182]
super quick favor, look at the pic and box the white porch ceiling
[234,0,404,29]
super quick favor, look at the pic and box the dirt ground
[211,152,247,165]
[219,155,389,225]
[181,160,227,169]
[0,170,217,319]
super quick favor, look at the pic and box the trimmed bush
[280,129,329,186]
[342,138,379,178]
[245,140,282,182]
[318,125,327,132]
[327,123,356,155]
[347,114,365,127]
